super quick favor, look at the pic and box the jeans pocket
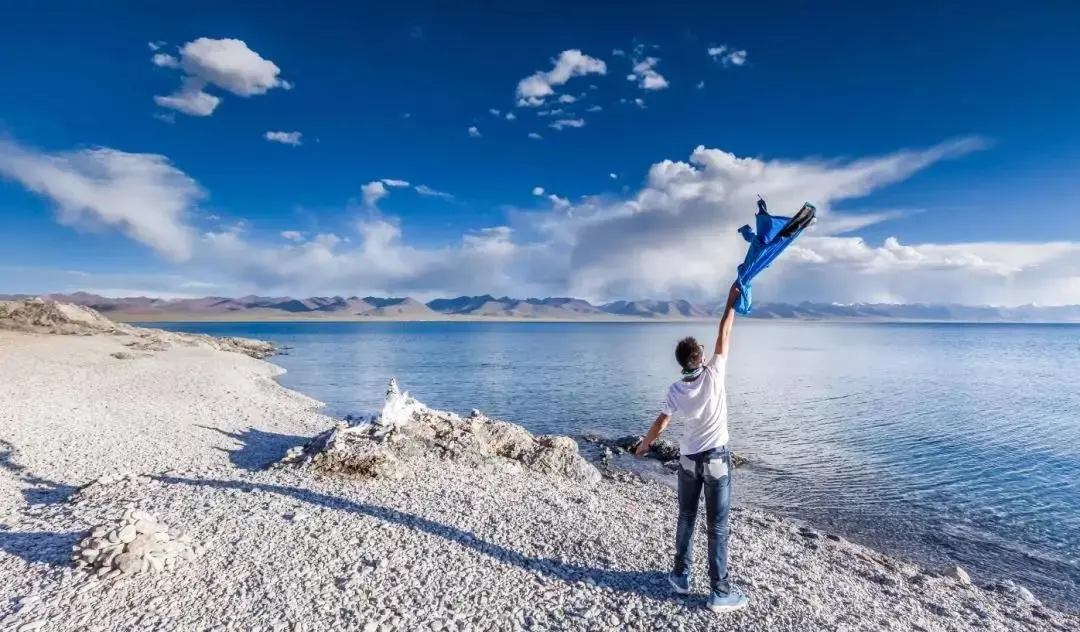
[704,456,729,480]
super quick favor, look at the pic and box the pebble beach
[1,300,1076,632]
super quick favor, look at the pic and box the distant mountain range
[3,292,1080,323]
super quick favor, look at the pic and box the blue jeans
[673,447,732,595]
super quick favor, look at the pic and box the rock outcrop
[282,379,601,484]
[0,298,275,359]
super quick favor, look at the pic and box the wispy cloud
[468,126,481,137]
[264,131,302,146]
[549,118,585,131]
[515,49,606,107]
[0,139,203,261]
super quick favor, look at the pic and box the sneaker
[706,590,749,613]
[667,573,691,595]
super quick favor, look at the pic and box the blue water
[154,320,1080,609]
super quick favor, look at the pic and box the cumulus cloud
[708,46,748,67]
[557,94,577,104]
[489,108,501,116]
[15,135,1074,306]
[264,131,302,146]
[586,105,603,113]
[506,112,517,121]
[153,78,221,116]
[627,57,669,90]
[468,126,481,137]
[549,118,585,131]
[532,187,545,196]
[0,140,202,261]
[152,38,290,116]
[515,49,606,107]
[415,184,453,200]
[361,181,388,208]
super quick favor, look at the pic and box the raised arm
[714,282,741,358]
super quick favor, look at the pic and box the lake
[153,320,1080,609]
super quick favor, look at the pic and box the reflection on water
[154,320,1080,609]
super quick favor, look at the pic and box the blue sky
[1,1,1079,304]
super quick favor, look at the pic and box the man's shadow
[158,475,684,603]
[1,439,78,505]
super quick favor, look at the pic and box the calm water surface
[155,320,1080,609]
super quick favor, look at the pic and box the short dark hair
[675,336,703,371]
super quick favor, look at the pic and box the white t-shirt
[661,353,729,456]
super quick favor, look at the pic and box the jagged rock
[990,580,1040,605]
[586,434,749,468]
[282,379,600,484]
[948,565,972,585]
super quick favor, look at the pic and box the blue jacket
[735,199,816,315]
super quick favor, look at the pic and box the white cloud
[152,53,179,68]
[548,194,570,209]
[361,181,388,208]
[381,179,411,188]
[153,78,221,116]
[557,94,577,104]
[153,112,176,124]
[612,48,626,56]
[264,131,302,146]
[537,108,564,117]
[708,46,748,67]
[506,112,517,121]
[0,140,202,261]
[18,136,1073,306]
[148,41,166,51]
[549,118,585,131]
[468,126,481,137]
[696,80,705,89]
[489,108,501,116]
[532,187,545,196]
[609,173,618,180]
[528,132,543,140]
[627,57,669,90]
[152,38,290,116]
[415,184,453,200]
[586,105,603,113]
[515,49,606,107]
[634,98,646,108]
[280,230,304,241]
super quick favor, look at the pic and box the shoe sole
[667,576,691,595]
[706,602,748,614]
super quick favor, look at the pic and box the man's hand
[636,413,669,457]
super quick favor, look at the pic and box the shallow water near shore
[151,320,1080,609]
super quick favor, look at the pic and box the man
[635,281,748,613]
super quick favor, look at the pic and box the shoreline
[1,303,1076,630]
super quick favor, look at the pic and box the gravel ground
[1,329,1076,631]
